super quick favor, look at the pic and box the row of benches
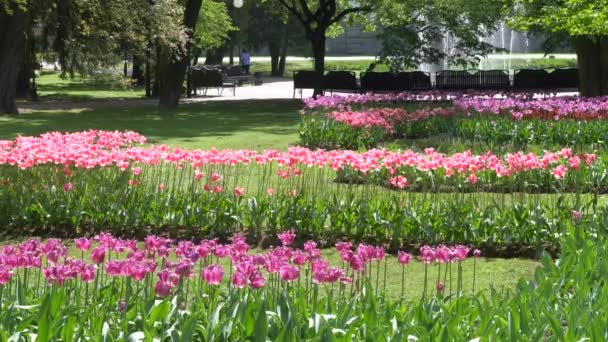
[294,68,580,97]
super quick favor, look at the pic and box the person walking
[240,49,251,74]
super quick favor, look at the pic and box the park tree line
[1,0,607,114]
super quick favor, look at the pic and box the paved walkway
[183,77,314,102]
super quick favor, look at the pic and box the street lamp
[233,0,243,8]
[31,22,44,101]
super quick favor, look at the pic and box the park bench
[223,65,254,86]
[360,72,397,93]
[293,70,323,98]
[513,69,551,89]
[190,67,236,96]
[547,68,579,89]
[292,67,580,95]
[323,71,359,94]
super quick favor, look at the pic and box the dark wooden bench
[323,71,358,94]
[190,67,236,96]
[513,69,551,90]
[293,70,323,98]
[360,72,398,93]
[223,65,253,86]
[548,68,579,89]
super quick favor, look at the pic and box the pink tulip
[292,251,307,265]
[211,172,222,182]
[249,270,265,289]
[279,265,299,282]
[277,230,296,246]
[155,270,175,297]
[397,251,411,265]
[80,265,95,283]
[552,165,567,179]
[234,187,245,197]
[91,246,106,264]
[128,263,147,281]
[74,238,92,252]
[202,265,224,285]
[194,169,203,181]
[63,182,73,192]
[0,266,13,284]
[232,272,247,288]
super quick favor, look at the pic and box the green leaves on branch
[508,0,608,36]
[194,0,237,50]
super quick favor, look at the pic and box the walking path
[183,77,314,102]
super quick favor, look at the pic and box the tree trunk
[574,35,608,97]
[269,41,280,76]
[311,31,326,98]
[158,0,203,108]
[0,5,30,114]
[229,45,234,65]
[153,41,161,97]
[191,47,202,66]
[16,57,31,98]
[204,49,226,65]
[132,55,145,86]
[145,47,152,97]
[277,18,289,77]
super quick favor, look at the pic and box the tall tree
[268,0,374,96]
[246,3,305,77]
[0,1,30,114]
[0,0,183,114]
[192,0,237,66]
[158,0,203,108]
[508,0,608,96]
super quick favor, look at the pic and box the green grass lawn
[36,71,145,100]
[6,100,302,150]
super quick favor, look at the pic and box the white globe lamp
[233,0,243,8]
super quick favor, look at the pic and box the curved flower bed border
[0,131,601,249]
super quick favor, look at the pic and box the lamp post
[232,0,244,66]
[31,22,44,101]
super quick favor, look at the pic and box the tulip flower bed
[0,223,606,339]
[0,231,483,339]
[0,131,605,248]
[301,91,535,110]
[300,94,608,150]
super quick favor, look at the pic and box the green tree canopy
[508,0,608,96]
[194,0,237,51]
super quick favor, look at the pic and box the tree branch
[277,0,312,34]
[298,0,316,22]
[329,6,372,25]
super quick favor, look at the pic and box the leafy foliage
[375,0,504,70]
[32,0,184,77]
[194,0,237,50]
[508,0,608,36]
